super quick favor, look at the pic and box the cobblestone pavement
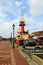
[0,41,29,65]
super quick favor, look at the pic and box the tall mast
[20,11,24,21]
[19,11,25,33]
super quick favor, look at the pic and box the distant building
[32,31,43,43]
[0,36,2,41]
[32,31,43,37]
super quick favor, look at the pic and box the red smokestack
[19,11,25,33]
[19,21,25,33]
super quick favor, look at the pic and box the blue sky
[0,0,43,38]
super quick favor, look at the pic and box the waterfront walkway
[0,41,29,65]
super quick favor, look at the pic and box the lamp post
[10,32,12,44]
[12,24,15,48]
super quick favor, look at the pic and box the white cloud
[0,22,11,38]
[0,0,43,38]
[28,0,43,16]
[23,15,43,33]
[0,17,20,38]
[0,0,21,38]
[0,0,21,16]
[15,1,22,6]
[38,21,43,30]
[0,14,43,38]
[0,12,7,19]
